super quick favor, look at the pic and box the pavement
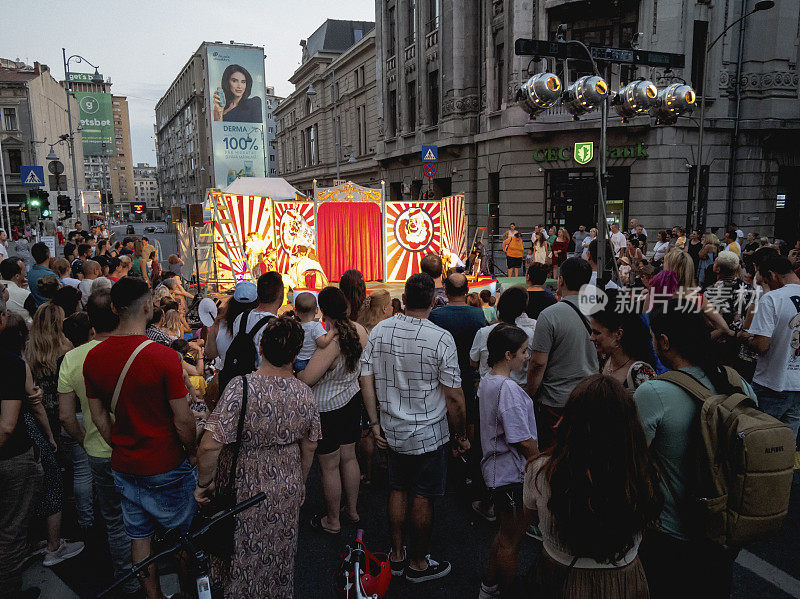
[22,452,800,598]
[109,221,177,266]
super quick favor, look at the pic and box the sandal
[310,513,341,535]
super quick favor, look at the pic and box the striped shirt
[313,354,361,413]
[360,313,461,455]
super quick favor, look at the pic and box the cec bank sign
[534,142,649,164]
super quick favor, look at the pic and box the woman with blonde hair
[108,255,132,282]
[697,233,718,286]
[163,308,186,339]
[662,250,732,337]
[581,228,597,260]
[129,239,151,287]
[25,303,87,566]
[356,289,392,333]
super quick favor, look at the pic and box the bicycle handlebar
[97,492,267,598]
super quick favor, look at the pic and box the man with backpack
[218,272,284,393]
[635,300,794,599]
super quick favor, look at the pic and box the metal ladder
[202,189,254,290]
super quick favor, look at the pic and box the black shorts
[507,256,523,269]
[491,483,524,517]
[317,391,362,455]
[387,445,448,498]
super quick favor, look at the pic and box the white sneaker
[42,539,85,566]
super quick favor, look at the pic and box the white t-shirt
[610,232,627,257]
[470,316,535,386]
[62,277,81,288]
[748,284,800,392]
[78,278,94,307]
[0,242,7,261]
[298,320,327,361]
[226,309,277,367]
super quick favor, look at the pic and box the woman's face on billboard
[228,71,247,99]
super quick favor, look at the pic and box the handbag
[195,375,249,559]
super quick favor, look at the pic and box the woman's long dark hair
[649,299,735,395]
[591,289,657,366]
[537,374,663,563]
[318,286,362,372]
[221,64,253,107]
[223,296,258,335]
[339,269,366,321]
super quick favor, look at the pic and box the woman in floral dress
[196,316,321,599]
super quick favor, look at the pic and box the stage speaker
[171,205,182,223]
[187,203,204,227]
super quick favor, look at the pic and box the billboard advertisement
[74,91,114,156]
[206,44,267,187]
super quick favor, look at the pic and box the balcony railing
[404,44,416,61]
[425,16,440,34]
[386,55,397,71]
[425,28,439,49]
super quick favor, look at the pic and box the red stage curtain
[318,202,383,281]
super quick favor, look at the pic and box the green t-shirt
[634,366,756,541]
[57,339,111,459]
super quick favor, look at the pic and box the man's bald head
[444,272,469,299]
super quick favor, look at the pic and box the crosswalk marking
[736,550,800,598]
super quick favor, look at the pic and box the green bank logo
[574,142,593,165]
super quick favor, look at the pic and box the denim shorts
[293,358,310,372]
[387,444,447,498]
[113,460,198,539]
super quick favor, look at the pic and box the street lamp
[62,49,104,226]
[693,0,774,230]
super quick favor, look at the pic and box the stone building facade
[265,86,283,176]
[0,59,84,226]
[374,0,800,255]
[275,20,381,196]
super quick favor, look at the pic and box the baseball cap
[233,281,258,303]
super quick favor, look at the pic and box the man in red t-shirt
[86,276,197,599]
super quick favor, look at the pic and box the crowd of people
[0,216,797,599]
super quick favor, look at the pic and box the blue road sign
[20,166,45,187]
[421,145,438,162]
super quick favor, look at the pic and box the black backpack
[218,311,274,393]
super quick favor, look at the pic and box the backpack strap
[562,298,592,336]
[111,340,153,414]
[656,370,715,402]
[246,315,275,342]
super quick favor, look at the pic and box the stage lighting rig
[516,73,562,117]
[613,80,658,121]
[562,75,608,120]
[650,83,696,125]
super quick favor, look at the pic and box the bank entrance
[545,167,630,233]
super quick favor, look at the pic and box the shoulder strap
[236,310,253,337]
[227,375,249,493]
[562,298,591,336]
[246,315,274,341]
[656,370,714,402]
[111,340,153,413]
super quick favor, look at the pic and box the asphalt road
[109,221,177,265]
[33,453,800,598]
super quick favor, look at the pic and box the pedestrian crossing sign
[421,145,438,162]
[21,165,45,187]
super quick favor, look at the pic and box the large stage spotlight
[516,73,562,117]
[651,83,696,124]
[613,80,658,120]
[562,75,608,119]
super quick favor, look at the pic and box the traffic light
[28,190,41,211]
[42,208,52,217]
[57,194,73,219]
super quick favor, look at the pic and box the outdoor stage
[192,178,472,295]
